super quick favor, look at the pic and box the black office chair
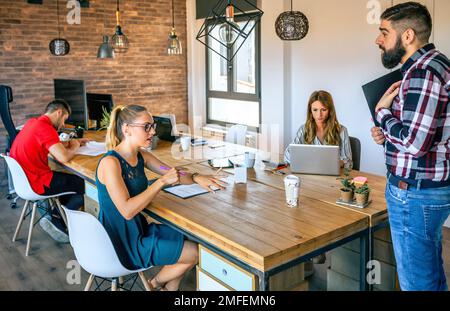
[0,85,20,208]
[349,136,361,171]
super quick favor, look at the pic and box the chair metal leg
[118,276,124,291]
[54,198,68,227]
[84,274,95,291]
[138,272,152,291]
[13,200,29,242]
[25,202,37,256]
[111,278,118,291]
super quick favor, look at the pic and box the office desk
[52,131,371,291]
[217,154,388,227]
[151,137,254,164]
[204,153,392,290]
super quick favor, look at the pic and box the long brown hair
[304,90,341,146]
[106,105,148,150]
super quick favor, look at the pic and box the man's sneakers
[39,216,69,244]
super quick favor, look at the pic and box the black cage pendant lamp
[196,0,263,62]
[167,0,182,55]
[49,0,70,56]
[111,0,129,53]
[275,0,309,41]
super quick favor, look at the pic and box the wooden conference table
[52,131,387,291]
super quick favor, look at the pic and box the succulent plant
[337,169,355,192]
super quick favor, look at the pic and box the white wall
[187,0,450,175]
[288,0,392,175]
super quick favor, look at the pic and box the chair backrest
[0,85,18,146]
[349,136,361,171]
[225,124,247,145]
[63,207,132,278]
[0,154,45,201]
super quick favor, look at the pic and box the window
[206,15,261,130]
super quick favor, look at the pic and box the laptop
[289,144,340,176]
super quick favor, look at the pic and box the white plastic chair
[0,154,74,256]
[63,207,153,291]
[225,124,248,146]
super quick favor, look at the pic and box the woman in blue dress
[96,105,226,291]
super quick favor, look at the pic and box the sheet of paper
[76,141,107,156]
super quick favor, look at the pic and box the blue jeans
[385,180,450,291]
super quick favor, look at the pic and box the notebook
[163,183,219,199]
[362,69,403,127]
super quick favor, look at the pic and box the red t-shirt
[10,115,61,194]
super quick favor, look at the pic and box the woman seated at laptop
[96,105,227,290]
[284,90,353,170]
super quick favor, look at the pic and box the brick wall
[0,0,188,188]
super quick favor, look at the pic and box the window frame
[205,14,261,132]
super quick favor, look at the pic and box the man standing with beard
[10,99,88,243]
[371,2,450,290]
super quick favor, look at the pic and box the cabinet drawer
[85,181,98,203]
[199,245,256,291]
[197,267,232,291]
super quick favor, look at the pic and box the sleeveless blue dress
[95,150,184,270]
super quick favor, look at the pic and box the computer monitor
[86,93,113,129]
[153,115,176,142]
[54,79,88,129]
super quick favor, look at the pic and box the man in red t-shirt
[10,99,88,243]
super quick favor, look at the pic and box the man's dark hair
[381,1,432,44]
[45,99,71,115]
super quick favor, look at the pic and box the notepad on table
[76,141,107,156]
[163,184,219,199]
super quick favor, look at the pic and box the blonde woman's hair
[106,105,149,150]
[304,90,342,146]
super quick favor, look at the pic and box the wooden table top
[55,131,369,272]
[211,154,388,227]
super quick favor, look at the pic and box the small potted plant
[354,184,370,206]
[337,169,355,203]
[98,106,111,130]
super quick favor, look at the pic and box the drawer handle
[222,269,228,276]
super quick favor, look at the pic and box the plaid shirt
[376,44,450,182]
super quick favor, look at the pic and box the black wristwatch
[191,172,200,183]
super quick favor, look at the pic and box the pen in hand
[160,165,186,176]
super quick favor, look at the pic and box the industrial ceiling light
[111,0,129,53]
[97,1,114,59]
[167,0,182,55]
[196,0,263,62]
[275,0,309,41]
[218,1,240,44]
[49,0,70,56]
[97,35,114,59]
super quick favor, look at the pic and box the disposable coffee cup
[180,136,191,151]
[234,164,247,184]
[284,175,301,208]
[244,152,256,168]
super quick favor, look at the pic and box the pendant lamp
[49,0,70,56]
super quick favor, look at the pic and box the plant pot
[340,189,354,203]
[355,193,368,206]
